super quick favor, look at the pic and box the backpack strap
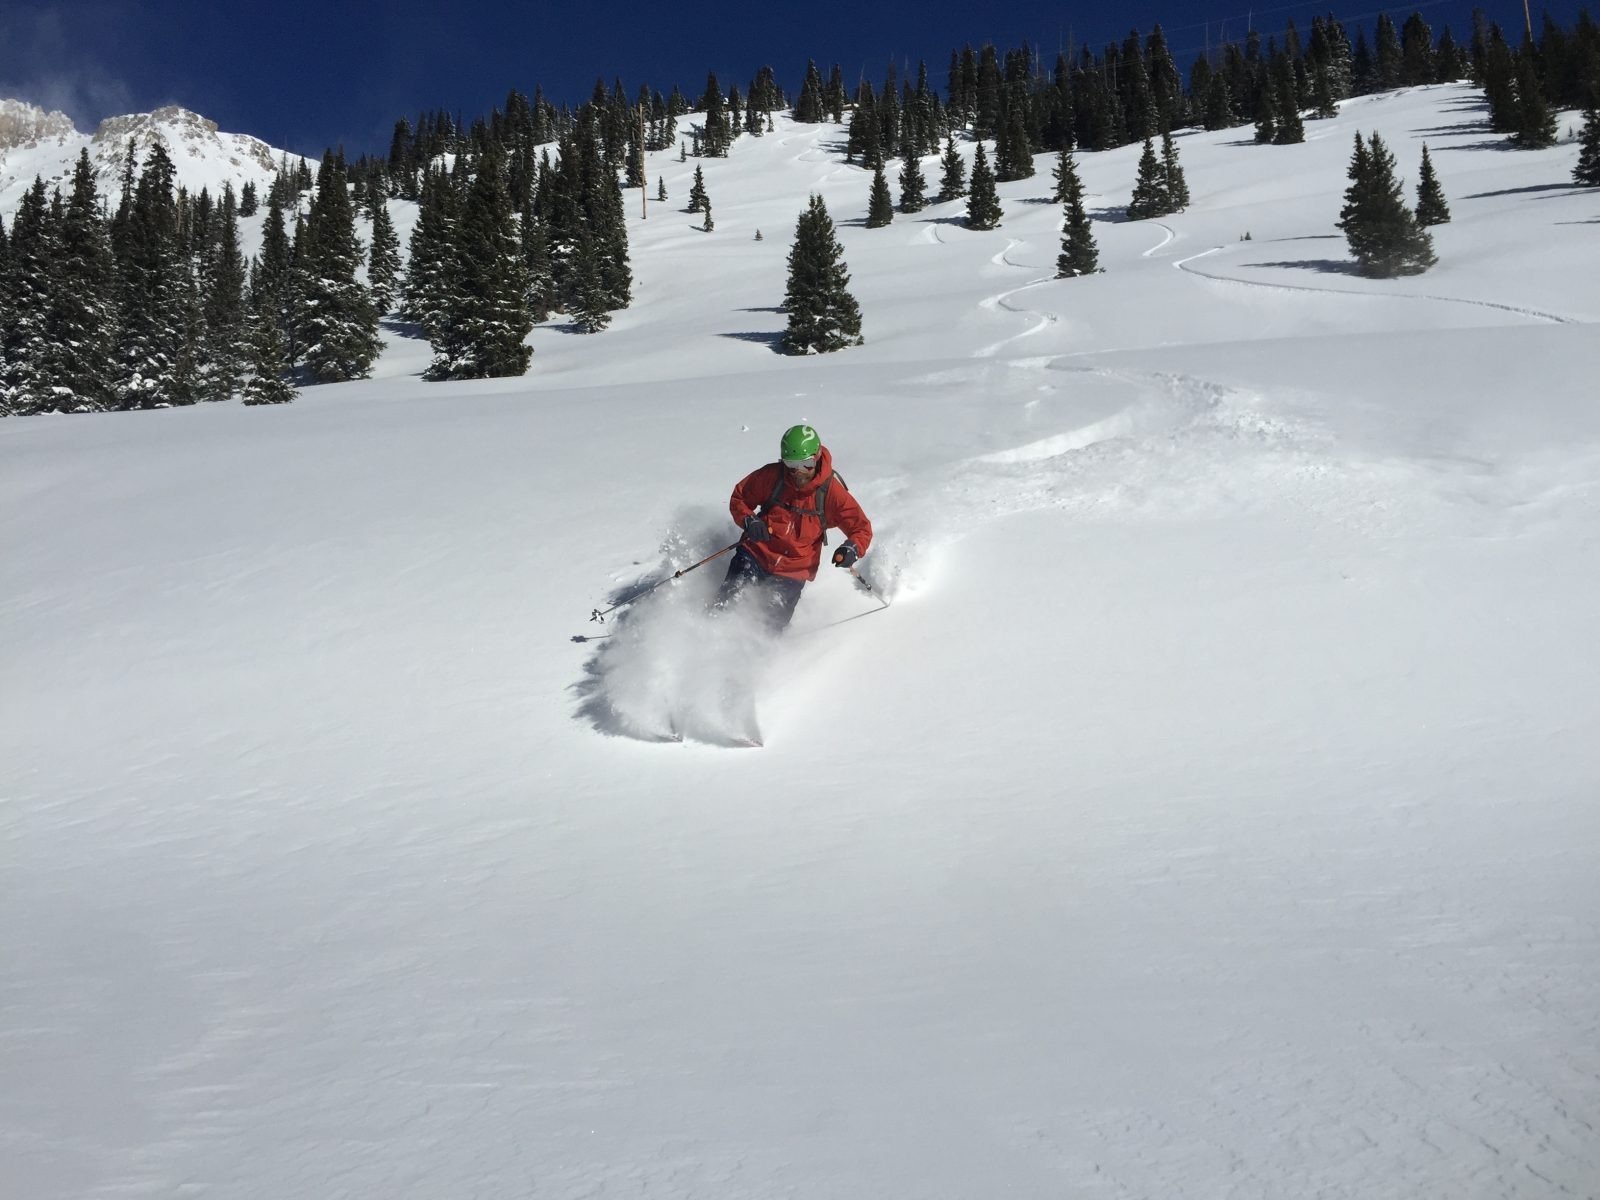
[759,468,840,548]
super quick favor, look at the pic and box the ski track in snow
[1173,244,1583,325]
[1142,221,1178,257]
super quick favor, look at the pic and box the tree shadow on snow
[736,305,786,314]
[1409,122,1492,137]
[1432,137,1527,152]
[719,330,787,352]
[1462,181,1588,199]
[1244,258,1364,276]
[381,317,427,340]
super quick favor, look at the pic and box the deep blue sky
[1,1,1583,157]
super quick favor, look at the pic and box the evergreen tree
[1400,13,1437,85]
[295,153,381,382]
[965,142,1002,229]
[781,195,863,354]
[795,61,825,123]
[1482,30,1519,131]
[898,152,928,212]
[519,207,556,322]
[366,199,401,314]
[1511,47,1559,147]
[113,143,192,409]
[687,164,708,212]
[198,184,248,401]
[1203,73,1236,130]
[1274,58,1306,144]
[1051,143,1074,202]
[240,310,297,405]
[401,166,460,337]
[1374,14,1404,89]
[46,150,117,411]
[1126,138,1170,219]
[996,100,1035,181]
[1056,148,1099,277]
[1338,131,1436,276]
[939,134,967,200]
[1414,144,1451,225]
[252,192,294,330]
[866,166,894,227]
[1161,131,1190,210]
[700,72,732,156]
[239,181,259,217]
[424,145,533,379]
[657,176,667,202]
[0,179,58,414]
[1575,109,1600,185]
[566,228,612,332]
[1255,81,1280,143]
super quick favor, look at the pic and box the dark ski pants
[714,547,805,633]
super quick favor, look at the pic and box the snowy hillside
[3,82,1599,1199]
[0,99,298,216]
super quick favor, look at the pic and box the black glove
[832,543,859,569]
[743,515,770,543]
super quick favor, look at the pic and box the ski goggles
[783,455,818,470]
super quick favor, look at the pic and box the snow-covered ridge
[0,99,77,151]
[0,97,298,217]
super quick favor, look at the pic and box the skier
[715,424,873,632]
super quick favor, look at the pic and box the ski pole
[850,567,890,610]
[590,542,739,623]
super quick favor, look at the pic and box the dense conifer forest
[2,10,1596,414]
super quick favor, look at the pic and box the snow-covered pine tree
[965,142,1002,229]
[112,143,192,409]
[939,134,967,200]
[294,152,381,383]
[566,228,612,333]
[198,183,248,401]
[519,206,555,322]
[1125,138,1170,219]
[866,166,894,227]
[794,61,825,123]
[1161,131,1190,210]
[700,72,732,157]
[366,199,401,315]
[781,194,863,355]
[1051,144,1075,202]
[1255,80,1280,144]
[898,152,927,213]
[0,178,59,414]
[996,101,1035,181]
[1338,131,1437,276]
[424,144,533,379]
[0,214,10,414]
[240,310,297,405]
[1511,48,1559,147]
[1274,58,1306,144]
[1575,109,1600,185]
[401,166,459,338]
[1056,148,1099,278]
[43,150,117,411]
[1414,144,1451,225]
[1203,73,1235,130]
[687,164,708,213]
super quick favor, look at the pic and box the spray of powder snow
[575,525,778,745]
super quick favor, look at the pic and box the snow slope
[3,83,1599,1199]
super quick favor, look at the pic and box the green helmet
[780,424,821,463]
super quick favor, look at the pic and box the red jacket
[729,446,873,581]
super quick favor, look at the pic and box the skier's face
[784,457,818,484]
